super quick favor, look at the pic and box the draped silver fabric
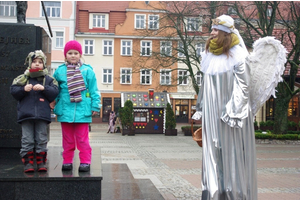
[194,49,257,199]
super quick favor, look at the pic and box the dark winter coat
[10,75,59,123]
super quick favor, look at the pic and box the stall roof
[121,92,170,108]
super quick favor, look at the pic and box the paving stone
[47,122,300,200]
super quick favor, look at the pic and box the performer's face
[211,28,219,39]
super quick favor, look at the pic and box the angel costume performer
[193,15,257,200]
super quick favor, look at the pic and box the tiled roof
[77,1,130,12]
[122,92,169,108]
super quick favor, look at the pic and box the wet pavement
[48,122,300,200]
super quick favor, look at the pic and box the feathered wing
[247,36,287,116]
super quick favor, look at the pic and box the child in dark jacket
[10,50,59,173]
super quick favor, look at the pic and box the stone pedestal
[0,23,51,148]
[0,147,102,200]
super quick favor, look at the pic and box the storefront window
[102,98,112,122]
[288,96,299,117]
[191,99,197,117]
[175,99,189,123]
[266,97,274,121]
[114,98,121,115]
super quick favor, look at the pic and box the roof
[77,1,130,12]
[121,92,170,108]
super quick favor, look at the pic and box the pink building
[0,1,76,73]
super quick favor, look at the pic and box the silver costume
[193,44,257,200]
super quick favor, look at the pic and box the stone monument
[0,23,51,148]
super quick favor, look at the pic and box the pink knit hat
[64,40,82,57]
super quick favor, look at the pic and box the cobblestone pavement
[48,123,300,200]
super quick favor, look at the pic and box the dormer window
[89,13,109,30]
[93,14,105,28]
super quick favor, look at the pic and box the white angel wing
[247,36,287,115]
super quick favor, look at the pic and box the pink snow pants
[61,123,92,164]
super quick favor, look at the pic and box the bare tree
[125,1,298,133]
[231,1,300,134]
[125,1,221,93]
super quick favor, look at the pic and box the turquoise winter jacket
[53,63,101,123]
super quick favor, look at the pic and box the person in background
[192,15,257,199]
[10,50,59,173]
[50,40,101,172]
[114,113,122,133]
[107,111,115,133]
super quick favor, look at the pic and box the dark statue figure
[16,1,28,23]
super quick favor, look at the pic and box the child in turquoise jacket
[50,40,101,172]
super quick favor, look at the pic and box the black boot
[22,151,35,173]
[36,152,47,172]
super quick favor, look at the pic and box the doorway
[175,100,189,123]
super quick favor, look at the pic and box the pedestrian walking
[107,111,115,133]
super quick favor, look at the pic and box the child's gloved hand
[24,84,33,92]
[33,84,45,91]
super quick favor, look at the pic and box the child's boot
[36,152,47,172]
[22,151,35,173]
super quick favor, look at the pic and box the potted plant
[120,100,135,136]
[165,103,177,136]
[181,125,201,136]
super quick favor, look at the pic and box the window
[196,71,202,86]
[134,112,147,122]
[178,70,188,85]
[120,68,132,84]
[0,1,16,16]
[141,40,152,56]
[103,69,112,84]
[178,42,185,57]
[84,40,94,55]
[160,69,171,85]
[135,14,146,29]
[186,17,201,31]
[140,69,152,84]
[102,98,112,122]
[55,31,64,48]
[288,96,299,117]
[148,15,159,30]
[114,98,121,115]
[160,41,172,57]
[93,14,105,28]
[103,40,113,55]
[42,1,61,18]
[121,40,132,56]
[196,42,205,57]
